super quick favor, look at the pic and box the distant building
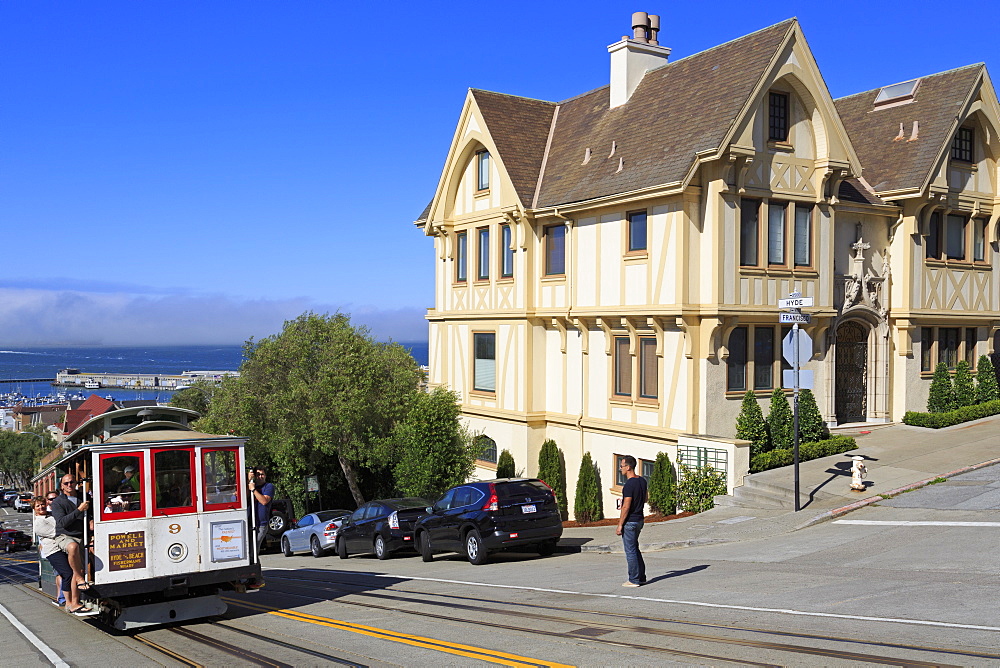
[416,14,1000,516]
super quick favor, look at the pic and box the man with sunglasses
[50,473,92,598]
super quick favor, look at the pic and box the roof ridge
[835,63,984,101]
[470,88,556,106]
[664,17,797,68]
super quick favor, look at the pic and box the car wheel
[281,537,293,557]
[537,539,557,557]
[311,536,325,558]
[418,533,433,562]
[374,534,390,560]
[268,511,288,537]
[465,529,488,565]
[337,536,348,559]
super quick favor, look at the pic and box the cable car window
[152,449,196,515]
[99,453,145,520]
[202,448,240,510]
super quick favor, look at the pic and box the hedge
[750,435,859,473]
[903,399,1000,429]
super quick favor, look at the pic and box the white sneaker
[622,582,641,587]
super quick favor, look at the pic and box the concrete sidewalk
[559,413,1000,553]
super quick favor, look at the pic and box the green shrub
[749,435,858,473]
[573,452,603,523]
[953,360,976,408]
[676,464,726,513]
[977,355,1000,404]
[766,388,793,451]
[903,399,1000,428]
[538,439,568,520]
[647,452,676,515]
[735,390,768,458]
[496,449,515,479]
[798,389,828,443]
[927,362,955,413]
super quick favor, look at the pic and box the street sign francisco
[780,312,812,324]
[778,297,814,309]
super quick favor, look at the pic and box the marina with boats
[53,368,238,391]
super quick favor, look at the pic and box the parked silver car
[280,509,352,557]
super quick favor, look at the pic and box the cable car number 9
[168,523,181,534]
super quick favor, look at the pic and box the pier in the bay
[53,368,238,391]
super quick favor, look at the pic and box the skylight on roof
[874,79,920,104]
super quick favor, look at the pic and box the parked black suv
[413,479,562,565]
[336,497,431,560]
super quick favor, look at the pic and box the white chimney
[608,11,670,108]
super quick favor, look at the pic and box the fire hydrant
[850,456,868,491]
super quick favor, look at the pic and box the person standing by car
[616,455,647,587]
[248,467,274,554]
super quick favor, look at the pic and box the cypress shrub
[903,399,1000,428]
[537,439,568,519]
[676,464,726,513]
[977,355,1000,404]
[766,387,793,450]
[927,362,955,413]
[496,449,515,479]
[647,452,676,515]
[749,435,858,473]
[953,360,976,408]
[735,390,769,457]
[797,389,828,443]
[573,452,603,523]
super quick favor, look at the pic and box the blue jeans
[622,520,646,584]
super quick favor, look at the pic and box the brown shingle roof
[838,178,889,206]
[834,64,982,194]
[534,19,795,207]
[470,90,556,206]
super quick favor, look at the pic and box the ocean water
[0,342,429,404]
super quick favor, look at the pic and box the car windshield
[316,509,350,521]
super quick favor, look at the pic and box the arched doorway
[835,321,869,423]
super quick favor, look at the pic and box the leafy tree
[199,312,423,508]
[676,463,727,513]
[537,439,568,520]
[0,428,53,490]
[735,390,768,457]
[390,387,477,499]
[496,449,515,479]
[797,389,828,443]
[647,452,676,515]
[953,360,976,408]
[976,355,1000,404]
[573,452,603,523]
[766,388,793,451]
[927,362,955,413]
[168,378,218,415]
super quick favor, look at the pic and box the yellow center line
[223,596,571,668]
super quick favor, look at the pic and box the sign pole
[793,321,801,512]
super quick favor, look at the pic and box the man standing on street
[616,455,647,587]
[248,467,274,554]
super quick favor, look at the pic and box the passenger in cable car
[117,464,142,510]
[34,496,94,614]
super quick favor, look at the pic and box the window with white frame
[476,150,490,191]
[473,332,496,393]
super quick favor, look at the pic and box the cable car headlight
[167,542,188,561]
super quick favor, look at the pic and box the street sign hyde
[779,312,812,324]
[778,297,814,309]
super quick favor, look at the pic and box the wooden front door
[835,321,868,423]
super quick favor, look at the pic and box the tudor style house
[416,13,1000,516]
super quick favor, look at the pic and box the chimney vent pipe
[632,11,649,43]
[648,14,660,45]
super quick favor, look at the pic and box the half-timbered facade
[416,14,1000,516]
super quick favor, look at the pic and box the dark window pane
[921,327,933,372]
[477,150,490,190]
[951,127,973,163]
[727,327,748,392]
[973,219,985,262]
[154,449,193,510]
[641,460,654,479]
[203,449,238,507]
[740,200,759,266]
[946,215,966,260]
[545,225,566,275]
[926,213,940,259]
[477,228,489,280]
[767,203,785,265]
[639,338,657,399]
[614,337,632,397]
[754,327,774,390]
[456,232,467,281]
[475,435,497,463]
[500,224,514,277]
[794,205,811,266]
[473,333,496,392]
[940,328,959,369]
[769,92,789,142]
[966,328,977,365]
[628,211,647,251]
[615,455,627,487]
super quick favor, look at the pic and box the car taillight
[482,483,498,511]
[325,522,338,531]
[389,511,399,529]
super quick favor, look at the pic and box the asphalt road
[1,465,999,666]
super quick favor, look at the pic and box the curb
[794,456,1000,530]
[577,537,729,554]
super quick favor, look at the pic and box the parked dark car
[413,479,563,565]
[336,498,431,560]
[0,529,33,553]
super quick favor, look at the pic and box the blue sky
[2,1,996,345]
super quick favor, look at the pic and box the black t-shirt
[621,475,647,523]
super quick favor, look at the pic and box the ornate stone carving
[841,236,889,319]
